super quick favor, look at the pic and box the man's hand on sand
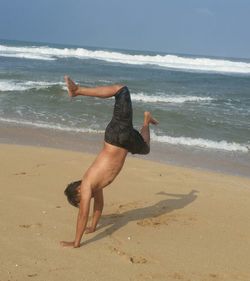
[60,241,80,248]
[60,227,95,247]
[85,227,96,234]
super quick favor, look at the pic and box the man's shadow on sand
[82,190,198,246]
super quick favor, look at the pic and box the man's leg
[140,112,158,146]
[64,76,124,98]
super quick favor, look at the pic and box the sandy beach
[0,143,250,281]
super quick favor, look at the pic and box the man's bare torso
[83,142,128,191]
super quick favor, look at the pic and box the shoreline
[0,121,249,179]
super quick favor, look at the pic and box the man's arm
[85,189,104,234]
[60,183,92,248]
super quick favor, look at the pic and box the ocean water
[0,39,250,158]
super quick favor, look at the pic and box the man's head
[64,180,82,208]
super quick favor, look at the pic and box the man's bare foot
[144,111,159,126]
[64,76,79,97]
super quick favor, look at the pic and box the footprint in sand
[27,273,38,278]
[35,163,46,168]
[116,201,142,212]
[129,256,148,264]
[137,272,168,281]
[137,218,162,227]
[13,172,27,176]
[137,214,176,227]
[109,246,148,264]
[167,272,185,280]
[19,224,32,228]
[137,214,197,228]
[19,223,42,229]
[209,273,218,278]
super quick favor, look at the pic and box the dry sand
[0,144,250,281]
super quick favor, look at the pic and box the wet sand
[1,122,249,178]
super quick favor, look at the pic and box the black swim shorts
[104,86,150,155]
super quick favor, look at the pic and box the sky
[0,0,249,58]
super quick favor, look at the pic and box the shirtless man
[60,76,158,248]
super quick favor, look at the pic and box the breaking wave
[0,117,104,134]
[131,93,213,103]
[151,131,249,152]
[1,44,250,74]
[0,80,64,91]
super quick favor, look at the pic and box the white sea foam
[0,80,64,91]
[151,131,249,152]
[1,44,250,74]
[131,93,213,103]
[0,117,105,134]
[0,53,55,61]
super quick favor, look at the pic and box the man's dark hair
[64,180,82,208]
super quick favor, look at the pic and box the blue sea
[0,39,249,175]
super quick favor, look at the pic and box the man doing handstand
[60,76,158,248]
